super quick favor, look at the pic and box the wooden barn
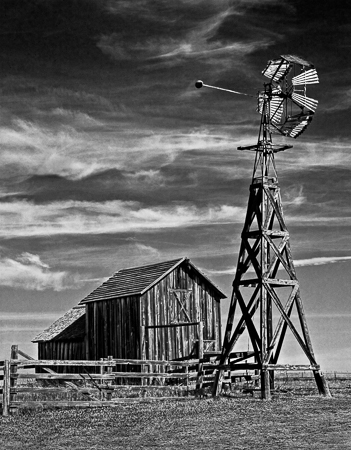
[33,257,225,364]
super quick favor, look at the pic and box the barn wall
[37,340,85,373]
[140,262,222,361]
[86,295,140,360]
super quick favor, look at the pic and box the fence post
[99,358,104,400]
[140,325,146,386]
[185,365,189,396]
[99,358,104,379]
[198,321,204,360]
[105,356,114,401]
[10,345,18,408]
[107,356,113,375]
[196,321,204,391]
[2,360,10,416]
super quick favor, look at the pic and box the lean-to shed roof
[32,305,85,343]
[80,257,226,304]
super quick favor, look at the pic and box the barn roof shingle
[32,305,85,343]
[79,257,225,304]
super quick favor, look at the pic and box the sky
[0,0,351,372]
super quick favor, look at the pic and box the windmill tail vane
[195,55,331,400]
[195,80,255,97]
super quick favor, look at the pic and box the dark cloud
[0,0,228,69]
[0,0,111,64]
[209,3,291,46]
[10,147,250,208]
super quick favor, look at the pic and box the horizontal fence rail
[0,350,208,415]
[10,358,200,368]
[1,345,349,415]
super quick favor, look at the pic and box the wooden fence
[0,345,215,416]
[2,346,349,415]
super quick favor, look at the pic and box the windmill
[195,55,330,399]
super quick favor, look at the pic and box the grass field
[1,385,351,450]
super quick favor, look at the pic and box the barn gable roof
[80,257,226,304]
[32,305,85,343]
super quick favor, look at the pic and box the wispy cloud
[0,252,74,291]
[206,266,236,276]
[0,119,105,180]
[49,108,103,128]
[0,117,254,185]
[0,199,246,238]
[294,256,351,267]
[0,312,61,322]
[97,2,273,74]
[283,185,306,207]
[132,242,161,259]
[281,139,351,170]
[206,255,351,275]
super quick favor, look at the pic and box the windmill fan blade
[270,102,283,124]
[262,58,291,82]
[292,69,319,85]
[256,88,284,124]
[291,92,318,112]
[289,120,311,138]
[280,113,313,138]
[256,90,283,124]
[270,89,284,124]
[280,54,314,68]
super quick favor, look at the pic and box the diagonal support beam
[263,234,295,279]
[222,285,261,360]
[263,282,317,365]
[263,284,299,364]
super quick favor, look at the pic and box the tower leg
[313,370,331,397]
[261,370,271,400]
[212,366,225,397]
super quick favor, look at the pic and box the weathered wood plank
[12,385,191,393]
[146,322,200,329]
[154,284,160,364]
[13,358,200,369]
[160,283,166,365]
[93,369,192,380]
[110,372,196,379]
[148,289,154,360]
[11,387,90,393]
[2,360,10,416]
[17,349,34,360]
[93,301,98,360]
[16,373,115,380]
[264,364,320,371]
[13,359,116,368]
[85,304,89,359]
[10,345,18,403]
[10,397,195,407]
[195,321,204,390]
